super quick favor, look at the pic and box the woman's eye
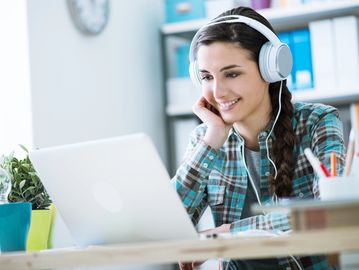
[201,74,213,81]
[226,72,240,78]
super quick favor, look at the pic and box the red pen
[304,148,330,178]
[320,163,331,177]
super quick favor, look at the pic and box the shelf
[292,87,359,105]
[166,104,194,117]
[161,0,359,34]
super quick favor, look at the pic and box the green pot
[26,204,56,251]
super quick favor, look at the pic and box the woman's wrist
[219,223,231,233]
[203,127,230,150]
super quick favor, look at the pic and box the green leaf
[21,164,30,172]
[14,173,21,183]
[19,180,26,190]
[23,185,35,193]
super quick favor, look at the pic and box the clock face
[67,0,110,35]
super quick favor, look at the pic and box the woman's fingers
[178,260,205,270]
[193,97,223,126]
[192,96,207,113]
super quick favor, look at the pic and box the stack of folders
[309,16,359,95]
[252,200,359,231]
[290,200,359,231]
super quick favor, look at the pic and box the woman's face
[197,41,271,125]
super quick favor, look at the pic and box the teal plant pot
[0,202,32,252]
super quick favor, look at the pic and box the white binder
[309,19,336,92]
[333,16,359,90]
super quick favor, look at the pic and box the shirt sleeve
[230,212,291,233]
[171,126,221,226]
[310,108,345,198]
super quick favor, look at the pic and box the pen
[304,148,328,178]
[320,163,331,177]
[330,152,337,177]
[344,129,355,176]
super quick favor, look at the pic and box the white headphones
[189,15,293,87]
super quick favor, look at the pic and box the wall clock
[67,0,110,35]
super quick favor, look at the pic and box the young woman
[172,6,345,270]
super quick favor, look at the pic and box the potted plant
[0,145,55,251]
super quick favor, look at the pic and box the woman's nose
[213,79,227,99]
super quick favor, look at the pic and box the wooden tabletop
[1,227,359,270]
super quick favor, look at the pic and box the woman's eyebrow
[199,64,243,73]
[199,69,210,73]
[219,64,242,72]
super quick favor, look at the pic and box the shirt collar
[228,127,243,142]
[228,120,276,141]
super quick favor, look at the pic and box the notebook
[29,133,198,247]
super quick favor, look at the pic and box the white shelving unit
[161,0,359,173]
[293,87,359,104]
[162,0,359,34]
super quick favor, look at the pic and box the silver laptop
[29,133,198,247]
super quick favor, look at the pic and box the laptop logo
[92,181,123,213]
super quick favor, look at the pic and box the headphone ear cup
[259,41,275,83]
[189,60,202,89]
[259,41,293,83]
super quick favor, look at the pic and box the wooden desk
[1,227,359,270]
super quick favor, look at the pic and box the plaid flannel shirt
[172,102,345,270]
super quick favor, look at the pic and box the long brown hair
[194,7,296,197]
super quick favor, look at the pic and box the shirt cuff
[185,139,219,179]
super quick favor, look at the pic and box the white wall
[27,0,166,160]
[0,0,32,156]
[26,1,170,269]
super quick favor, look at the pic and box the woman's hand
[177,224,231,269]
[192,96,232,150]
[200,223,231,236]
[178,261,204,270]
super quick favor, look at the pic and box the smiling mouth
[218,98,240,111]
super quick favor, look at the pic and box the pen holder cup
[319,176,359,201]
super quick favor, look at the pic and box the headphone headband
[189,15,281,62]
[189,14,293,85]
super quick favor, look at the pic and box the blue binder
[176,44,190,77]
[290,29,314,90]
